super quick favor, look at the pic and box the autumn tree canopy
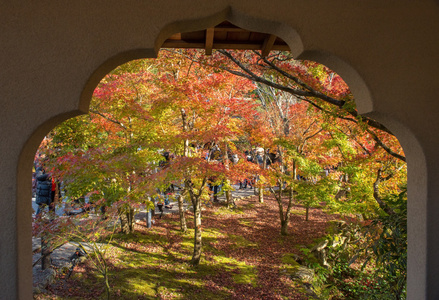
[37,48,406,266]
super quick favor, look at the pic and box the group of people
[205,146,282,199]
[149,146,281,210]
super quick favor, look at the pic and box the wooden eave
[160,21,290,56]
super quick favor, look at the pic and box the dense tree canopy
[35,48,407,298]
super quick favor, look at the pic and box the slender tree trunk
[41,234,51,270]
[104,269,110,300]
[225,189,232,207]
[181,108,190,157]
[258,187,264,203]
[280,199,289,236]
[146,209,152,228]
[40,217,54,270]
[191,196,202,265]
[373,168,396,215]
[292,161,297,184]
[273,180,293,236]
[119,207,134,234]
[305,207,309,221]
[284,186,294,231]
[277,182,289,236]
[280,220,289,236]
[222,142,235,208]
[178,194,187,232]
[105,279,110,300]
[263,149,267,169]
[258,149,268,203]
[119,212,130,234]
[129,207,134,231]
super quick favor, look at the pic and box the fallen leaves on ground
[34,194,339,299]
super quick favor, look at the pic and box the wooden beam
[261,34,277,57]
[213,43,289,50]
[161,40,290,51]
[213,43,264,50]
[205,27,214,55]
[167,33,182,40]
[161,41,206,48]
[213,27,248,33]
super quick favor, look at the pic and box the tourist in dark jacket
[35,168,53,215]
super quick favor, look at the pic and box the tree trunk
[258,149,268,203]
[225,189,234,208]
[279,186,289,236]
[119,213,130,234]
[40,217,54,270]
[283,186,294,233]
[103,267,110,300]
[272,183,287,236]
[41,234,51,270]
[373,168,396,216]
[258,187,264,203]
[191,197,202,265]
[178,194,187,232]
[273,180,292,236]
[222,142,235,208]
[181,108,190,157]
[280,219,289,236]
[305,206,309,221]
[119,207,134,234]
[146,209,152,228]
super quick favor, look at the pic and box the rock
[331,235,347,248]
[291,265,315,283]
[32,286,46,294]
[311,240,330,268]
[37,268,56,290]
[290,253,303,264]
[311,240,328,252]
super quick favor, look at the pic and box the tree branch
[373,168,396,215]
[367,129,406,162]
[219,50,393,136]
[90,109,128,131]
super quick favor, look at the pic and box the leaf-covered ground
[36,194,339,299]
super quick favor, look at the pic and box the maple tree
[135,49,260,264]
[34,47,407,299]
[222,51,404,205]
[42,60,160,234]
[40,49,260,264]
[33,201,120,299]
[182,49,405,162]
[208,50,404,232]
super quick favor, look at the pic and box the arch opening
[29,42,410,298]
[17,15,422,299]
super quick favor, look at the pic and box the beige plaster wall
[1,1,438,298]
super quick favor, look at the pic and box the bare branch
[90,110,128,131]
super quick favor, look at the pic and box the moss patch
[238,218,254,227]
[212,255,258,287]
[213,206,244,215]
[227,234,258,248]
[290,208,306,215]
[280,253,301,275]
